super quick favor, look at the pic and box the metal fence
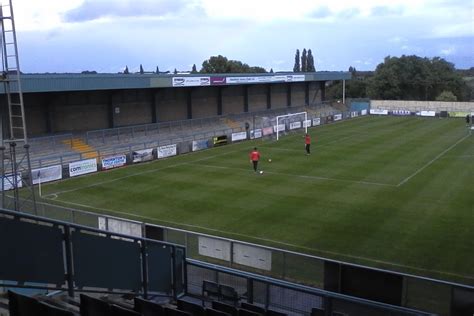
[6,196,473,316]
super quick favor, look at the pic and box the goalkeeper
[249,147,260,172]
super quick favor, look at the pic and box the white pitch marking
[397,135,469,187]
[40,196,474,281]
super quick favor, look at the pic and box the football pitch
[40,116,474,285]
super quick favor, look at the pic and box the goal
[276,111,308,141]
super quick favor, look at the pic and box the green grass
[40,116,474,285]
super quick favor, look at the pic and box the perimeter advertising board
[69,159,98,177]
[313,118,321,126]
[157,144,177,158]
[132,149,154,163]
[172,77,210,87]
[101,155,126,170]
[192,140,209,151]
[231,131,247,142]
[32,165,62,184]
[1,174,22,191]
[370,109,388,115]
[289,122,302,130]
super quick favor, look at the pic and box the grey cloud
[309,6,331,19]
[63,0,202,22]
[370,6,404,17]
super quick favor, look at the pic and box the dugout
[0,72,350,137]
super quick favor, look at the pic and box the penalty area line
[40,196,473,281]
[397,135,469,187]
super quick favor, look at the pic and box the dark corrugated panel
[0,72,351,94]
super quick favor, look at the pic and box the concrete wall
[271,83,287,109]
[222,86,244,115]
[248,84,267,112]
[156,87,188,122]
[308,82,322,105]
[52,92,109,132]
[371,100,474,112]
[192,86,218,118]
[112,90,152,127]
[291,83,306,107]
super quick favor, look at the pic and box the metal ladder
[0,0,36,213]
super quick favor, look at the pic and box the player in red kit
[249,147,260,172]
[304,134,311,155]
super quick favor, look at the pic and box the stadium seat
[206,307,232,316]
[238,308,262,316]
[80,294,111,316]
[134,297,166,316]
[240,302,265,315]
[219,284,239,305]
[111,304,141,316]
[211,301,238,316]
[166,307,194,316]
[311,307,325,316]
[203,280,220,300]
[177,299,206,316]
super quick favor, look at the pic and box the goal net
[276,111,308,140]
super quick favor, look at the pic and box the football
[259,170,264,174]
[268,158,272,162]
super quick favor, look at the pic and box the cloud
[63,0,202,22]
[337,8,360,19]
[370,6,404,17]
[309,6,332,19]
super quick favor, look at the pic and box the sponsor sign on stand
[192,140,209,151]
[326,115,334,123]
[232,131,247,142]
[69,159,98,177]
[273,124,285,133]
[448,112,469,118]
[392,110,411,116]
[250,129,262,139]
[418,111,436,117]
[157,144,177,158]
[101,155,126,170]
[1,174,22,191]
[32,165,62,184]
[361,109,368,116]
[226,75,305,85]
[172,77,210,87]
[334,114,342,121]
[313,118,321,126]
[351,111,359,118]
[132,149,154,163]
[290,121,302,130]
[303,120,312,128]
[370,109,389,115]
[262,127,274,136]
[210,77,226,85]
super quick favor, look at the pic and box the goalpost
[276,111,308,141]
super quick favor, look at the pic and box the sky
[6,0,474,73]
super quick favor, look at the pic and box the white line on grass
[44,149,242,198]
[40,197,473,281]
[397,135,469,187]
[185,162,395,187]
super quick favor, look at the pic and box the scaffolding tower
[0,0,36,213]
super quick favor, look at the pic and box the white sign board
[132,148,154,163]
[32,165,62,184]
[231,131,247,142]
[361,109,368,116]
[101,155,126,170]
[172,77,210,87]
[370,109,389,115]
[419,111,436,117]
[69,159,97,177]
[289,122,302,130]
[351,111,359,118]
[273,124,285,133]
[98,217,143,238]
[1,174,22,191]
[303,120,312,128]
[251,129,262,139]
[198,236,231,261]
[233,243,272,271]
[334,114,342,121]
[313,118,321,126]
[157,144,177,158]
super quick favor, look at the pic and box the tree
[200,55,266,73]
[367,55,467,100]
[124,66,129,74]
[293,49,300,72]
[174,68,178,74]
[270,68,274,73]
[436,90,457,101]
[155,66,160,74]
[307,49,315,72]
[139,64,144,74]
[191,64,198,73]
[301,49,307,72]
